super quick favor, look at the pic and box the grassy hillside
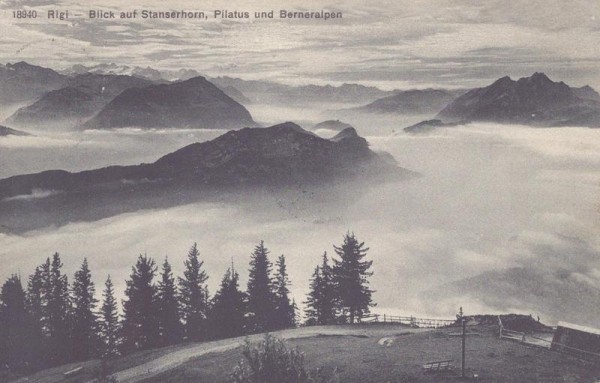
[8,323,600,383]
[143,325,600,383]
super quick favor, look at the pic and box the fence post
[461,318,466,378]
[383,314,386,323]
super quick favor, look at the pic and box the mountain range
[0,62,255,130]
[7,73,154,129]
[0,62,67,104]
[436,73,600,127]
[210,76,396,105]
[4,62,600,131]
[0,122,411,232]
[62,63,202,82]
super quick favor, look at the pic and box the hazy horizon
[1,0,600,90]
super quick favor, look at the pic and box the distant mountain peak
[83,75,255,130]
[437,72,600,127]
[270,121,304,131]
[529,72,551,81]
[9,61,33,68]
[0,61,67,104]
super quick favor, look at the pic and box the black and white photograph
[1,1,600,382]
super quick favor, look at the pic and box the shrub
[229,334,338,383]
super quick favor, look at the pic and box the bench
[423,360,453,372]
[63,366,83,378]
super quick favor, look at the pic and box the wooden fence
[497,315,600,361]
[361,314,456,328]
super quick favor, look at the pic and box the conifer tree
[100,276,120,357]
[246,241,276,333]
[332,233,374,323]
[25,265,46,366]
[291,298,300,328]
[71,258,99,360]
[39,258,52,336]
[318,252,337,324]
[0,275,31,371]
[273,255,295,330]
[304,265,322,326]
[156,257,183,346]
[304,252,337,325]
[26,266,44,330]
[121,254,159,353]
[208,265,246,339]
[46,253,72,364]
[178,243,209,341]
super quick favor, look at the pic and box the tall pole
[461,318,466,378]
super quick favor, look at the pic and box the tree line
[0,233,374,376]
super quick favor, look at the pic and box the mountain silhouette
[0,61,67,104]
[437,73,600,127]
[0,122,412,232]
[83,76,256,129]
[7,74,154,129]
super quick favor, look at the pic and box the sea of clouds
[1,114,599,326]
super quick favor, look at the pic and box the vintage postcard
[0,1,599,382]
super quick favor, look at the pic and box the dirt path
[102,325,427,383]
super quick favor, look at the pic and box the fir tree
[272,255,295,330]
[178,243,209,341]
[46,253,72,364]
[39,258,52,336]
[304,265,322,326]
[71,258,99,360]
[121,254,159,353]
[246,241,276,333]
[304,252,337,326]
[318,252,337,324]
[100,276,120,357]
[26,266,44,330]
[208,265,246,339]
[291,298,300,328]
[0,275,31,371]
[156,257,183,346]
[332,233,375,323]
[25,265,46,366]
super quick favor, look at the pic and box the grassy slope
[9,323,600,383]
[143,325,600,383]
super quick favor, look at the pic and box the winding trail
[11,325,427,383]
[105,325,427,383]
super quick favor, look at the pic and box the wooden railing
[360,314,456,328]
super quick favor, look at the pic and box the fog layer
[1,110,599,326]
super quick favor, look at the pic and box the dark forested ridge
[0,123,413,233]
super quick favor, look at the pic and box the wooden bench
[63,366,83,378]
[423,360,453,372]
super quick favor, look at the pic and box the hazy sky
[0,0,599,89]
